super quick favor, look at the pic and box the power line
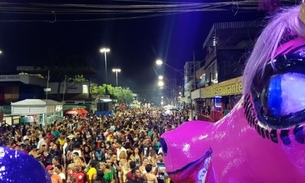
[0,1,262,22]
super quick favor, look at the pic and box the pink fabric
[275,36,305,57]
[161,97,305,183]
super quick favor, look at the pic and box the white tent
[11,99,63,125]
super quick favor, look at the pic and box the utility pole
[62,75,67,102]
[104,53,108,83]
[193,51,196,91]
[46,70,50,100]
[100,48,110,83]
[192,52,196,120]
[88,77,91,100]
[112,68,121,87]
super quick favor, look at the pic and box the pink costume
[160,1,305,182]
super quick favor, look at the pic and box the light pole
[112,68,121,86]
[100,48,110,83]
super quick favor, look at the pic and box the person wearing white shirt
[116,140,127,161]
[37,135,49,149]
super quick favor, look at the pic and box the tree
[68,75,88,82]
[92,84,111,96]
[92,84,134,104]
[112,86,134,104]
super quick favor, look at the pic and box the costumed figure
[160,1,305,182]
[0,146,51,183]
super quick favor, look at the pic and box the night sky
[0,1,269,101]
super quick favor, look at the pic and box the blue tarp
[95,111,114,116]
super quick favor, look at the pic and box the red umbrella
[65,110,78,115]
[78,108,88,114]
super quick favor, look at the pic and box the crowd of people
[0,107,189,183]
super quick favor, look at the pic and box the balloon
[0,146,51,183]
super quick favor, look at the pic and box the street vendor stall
[11,99,63,125]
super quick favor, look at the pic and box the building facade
[191,21,263,120]
[0,69,98,116]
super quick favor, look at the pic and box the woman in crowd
[96,131,103,149]
[54,164,66,183]
[50,143,62,161]
[147,149,157,167]
[52,156,61,167]
[152,137,160,153]
[66,163,75,178]
[83,145,93,164]
[129,147,141,167]
[118,151,128,183]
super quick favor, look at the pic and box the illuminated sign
[201,77,242,98]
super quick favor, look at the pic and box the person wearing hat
[46,165,62,183]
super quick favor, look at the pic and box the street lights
[156,59,184,106]
[112,68,121,86]
[158,75,164,88]
[100,48,110,83]
[155,59,184,75]
[156,59,163,65]
[157,80,164,87]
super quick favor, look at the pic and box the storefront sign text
[201,77,242,98]
[0,75,21,81]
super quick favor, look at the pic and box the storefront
[3,115,21,125]
[193,76,242,121]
